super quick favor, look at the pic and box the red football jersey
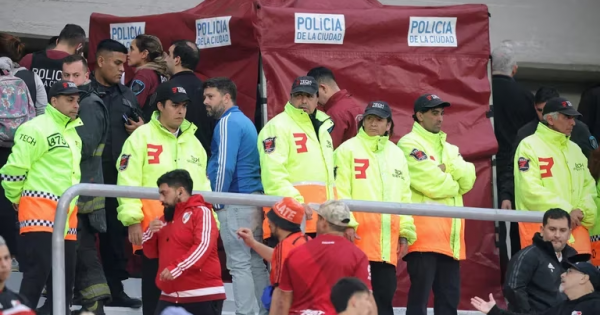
[278,234,371,315]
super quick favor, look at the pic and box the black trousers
[142,254,160,315]
[370,261,396,315]
[405,252,460,315]
[154,299,223,315]
[75,214,111,304]
[19,232,77,314]
[0,147,18,256]
[98,163,129,296]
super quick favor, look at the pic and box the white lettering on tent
[407,17,457,47]
[110,22,146,48]
[196,16,232,49]
[295,13,345,45]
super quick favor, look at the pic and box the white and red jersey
[143,194,226,304]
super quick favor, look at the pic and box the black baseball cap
[542,97,581,117]
[155,81,190,104]
[291,76,318,95]
[414,93,451,112]
[364,101,392,119]
[48,80,81,98]
[562,254,600,290]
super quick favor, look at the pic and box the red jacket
[142,194,226,304]
[323,89,364,149]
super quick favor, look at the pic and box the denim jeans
[218,204,270,315]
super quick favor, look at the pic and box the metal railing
[52,183,544,315]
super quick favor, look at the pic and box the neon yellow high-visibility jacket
[116,112,215,251]
[257,103,336,237]
[591,182,600,266]
[0,105,82,240]
[397,122,476,260]
[335,128,416,266]
[515,123,597,254]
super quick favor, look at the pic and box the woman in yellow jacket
[334,101,417,315]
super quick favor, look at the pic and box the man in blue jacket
[204,77,269,315]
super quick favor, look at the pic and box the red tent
[88,0,502,310]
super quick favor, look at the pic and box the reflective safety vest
[116,112,215,252]
[0,105,82,240]
[592,183,600,266]
[397,122,476,260]
[514,123,597,254]
[258,103,336,237]
[334,128,416,266]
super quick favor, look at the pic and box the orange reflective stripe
[18,192,77,240]
[132,199,164,253]
[591,235,600,267]
[520,223,591,255]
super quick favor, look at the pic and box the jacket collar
[284,102,330,123]
[150,111,195,137]
[90,71,128,94]
[535,122,570,147]
[357,127,388,153]
[532,232,577,261]
[46,105,82,129]
[411,121,447,144]
[175,194,212,213]
[219,106,240,120]
[323,89,349,112]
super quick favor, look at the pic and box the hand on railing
[500,200,512,210]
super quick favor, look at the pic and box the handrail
[52,183,543,314]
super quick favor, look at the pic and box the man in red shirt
[237,197,310,310]
[307,67,364,148]
[20,24,86,100]
[143,170,225,315]
[271,200,371,315]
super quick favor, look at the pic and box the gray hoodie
[0,56,47,116]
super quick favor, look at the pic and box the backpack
[0,69,36,145]
[14,70,37,103]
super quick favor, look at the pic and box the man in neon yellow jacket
[0,80,83,311]
[397,93,476,315]
[116,81,214,315]
[257,76,336,241]
[335,101,416,315]
[515,97,596,255]
[592,185,600,266]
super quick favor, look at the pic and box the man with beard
[116,81,215,315]
[143,170,225,315]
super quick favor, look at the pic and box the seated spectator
[330,278,377,315]
[472,254,600,315]
[237,197,310,311]
[0,236,36,314]
[503,208,577,312]
[270,201,371,315]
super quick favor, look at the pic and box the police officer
[0,80,83,314]
[116,80,215,315]
[91,39,143,309]
[20,24,86,100]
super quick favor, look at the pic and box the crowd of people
[0,21,599,315]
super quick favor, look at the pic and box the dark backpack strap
[14,70,37,102]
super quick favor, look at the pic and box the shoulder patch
[119,154,131,171]
[263,137,276,154]
[409,148,428,161]
[590,136,598,150]
[131,79,145,95]
[518,157,530,172]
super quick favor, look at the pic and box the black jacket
[504,233,578,313]
[490,292,600,315]
[578,84,600,141]
[492,75,537,187]
[499,120,597,202]
[0,287,33,314]
[168,71,214,157]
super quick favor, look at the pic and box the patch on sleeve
[262,137,276,154]
[409,149,428,161]
[119,154,131,171]
[518,157,530,172]
[130,80,145,96]
[590,136,598,150]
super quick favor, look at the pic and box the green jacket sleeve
[576,166,597,228]
[514,141,573,212]
[0,123,45,204]
[257,123,303,203]
[397,153,416,245]
[333,145,358,229]
[397,137,460,199]
[445,144,476,195]
[115,131,145,226]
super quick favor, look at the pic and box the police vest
[30,51,65,101]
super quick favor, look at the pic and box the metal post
[53,184,544,314]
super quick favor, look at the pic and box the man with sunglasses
[258,76,336,243]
